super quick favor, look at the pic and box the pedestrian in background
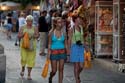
[47,17,68,83]
[6,13,13,39]
[18,15,39,80]
[38,10,48,56]
[69,15,85,83]
[15,12,26,46]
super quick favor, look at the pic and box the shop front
[113,0,125,63]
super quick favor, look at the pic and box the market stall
[95,1,113,57]
[0,1,20,11]
[113,0,125,62]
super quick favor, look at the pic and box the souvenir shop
[94,0,125,62]
[40,0,125,62]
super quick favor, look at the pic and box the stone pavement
[0,29,125,83]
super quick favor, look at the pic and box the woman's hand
[47,49,51,60]
[66,49,70,55]
[47,53,50,60]
[18,31,24,38]
[34,27,39,38]
[18,27,25,38]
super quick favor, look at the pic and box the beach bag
[22,32,30,49]
[41,59,50,78]
[84,50,92,69]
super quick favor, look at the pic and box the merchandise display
[95,1,113,56]
[98,8,113,32]
[113,0,125,62]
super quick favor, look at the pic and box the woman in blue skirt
[69,15,85,83]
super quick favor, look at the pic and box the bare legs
[74,62,83,83]
[49,59,65,83]
[6,30,11,39]
[20,66,25,78]
[59,59,65,83]
[20,66,32,80]
[49,60,57,83]
[27,67,32,80]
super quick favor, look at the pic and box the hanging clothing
[40,0,51,11]
[49,0,55,7]
[83,0,87,6]
[73,0,78,9]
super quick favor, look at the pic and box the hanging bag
[41,59,50,78]
[22,32,30,49]
[84,50,92,69]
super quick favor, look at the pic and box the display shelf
[98,41,112,44]
[95,1,113,56]
[96,53,113,56]
[113,0,125,62]
[95,32,113,35]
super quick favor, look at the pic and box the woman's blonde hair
[50,17,62,32]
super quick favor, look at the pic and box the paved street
[0,29,125,83]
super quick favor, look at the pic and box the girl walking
[47,17,68,83]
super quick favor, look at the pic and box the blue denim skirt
[6,23,13,30]
[70,44,84,62]
[50,54,67,61]
[50,49,67,61]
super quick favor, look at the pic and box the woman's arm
[18,27,24,38]
[47,31,52,59]
[34,27,39,38]
[64,31,68,55]
[68,28,73,48]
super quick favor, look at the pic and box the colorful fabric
[73,0,78,9]
[51,49,66,55]
[70,44,84,62]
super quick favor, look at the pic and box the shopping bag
[41,59,50,78]
[84,50,92,69]
[22,32,30,49]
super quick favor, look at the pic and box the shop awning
[0,1,21,10]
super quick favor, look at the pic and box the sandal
[39,52,46,56]
[20,72,24,78]
[49,77,52,83]
[78,76,81,83]
[27,76,32,80]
